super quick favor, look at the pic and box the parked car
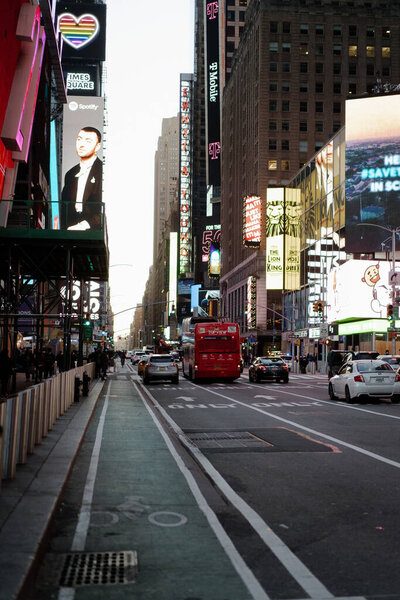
[377,354,400,372]
[143,354,179,384]
[137,355,150,377]
[328,359,400,403]
[249,356,289,383]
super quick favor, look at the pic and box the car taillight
[283,365,289,370]
[395,373,400,382]
[354,374,364,382]
[194,362,199,370]
[258,366,266,370]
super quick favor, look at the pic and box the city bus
[182,320,241,381]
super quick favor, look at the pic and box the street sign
[248,334,256,343]
[320,323,329,337]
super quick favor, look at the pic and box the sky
[103,0,195,340]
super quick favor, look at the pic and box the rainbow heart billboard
[58,13,100,49]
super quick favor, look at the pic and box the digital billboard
[202,225,221,262]
[327,259,400,322]
[179,75,193,276]
[169,232,178,314]
[209,240,220,277]
[243,195,261,247]
[345,94,400,253]
[61,96,104,231]
[64,65,99,96]
[205,1,221,186]
[56,3,106,62]
[266,188,300,290]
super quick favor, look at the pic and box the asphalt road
[29,363,400,600]
[139,366,400,600]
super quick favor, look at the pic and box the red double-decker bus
[182,321,241,381]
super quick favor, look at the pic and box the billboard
[64,65,99,96]
[179,75,193,276]
[327,259,400,322]
[209,240,220,277]
[345,94,400,253]
[61,96,104,231]
[247,276,257,329]
[169,232,178,314]
[202,225,221,262]
[56,2,106,62]
[243,195,261,247]
[266,188,300,290]
[204,1,221,186]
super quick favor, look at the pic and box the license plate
[158,366,166,371]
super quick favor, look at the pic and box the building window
[316,24,324,35]
[382,47,391,58]
[315,45,324,55]
[282,120,290,131]
[366,26,375,38]
[333,122,341,132]
[316,81,324,93]
[270,21,278,33]
[300,101,308,112]
[382,65,390,76]
[300,23,309,34]
[333,102,341,113]
[269,139,277,150]
[299,120,308,132]
[349,25,357,36]
[282,81,290,92]
[316,101,324,112]
[269,100,277,111]
[382,27,391,38]
[300,81,308,92]
[366,45,375,57]
[333,44,342,55]
[282,100,290,112]
[269,120,277,131]
[269,81,278,91]
[316,62,324,74]
[333,63,341,75]
[333,24,342,36]
[268,159,278,170]
[270,62,278,72]
[366,63,375,76]
[282,140,290,151]
[333,82,341,94]
[349,63,357,75]
[281,160,290,171]
[226,25,235,37]
[299,141,308,152]
[282,62,291,73]
[300,43,309,55]
[316,121,323,132]
[282,42,291,53]
[349,45,357,57]
[283,22,291,33]
[300,62,308,73]
[269,42,278,52]
[315,141,323,151]
[348,82,357,95]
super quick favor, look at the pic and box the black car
[249,357,289,383]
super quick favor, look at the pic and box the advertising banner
[243,195,261,247]
[247,276,257,328]
[61,96,104,231]
[64,64,99,96]
[179,75,193,276]
[327,259,400,322]
[205,1,221,186]
[345,94,400,253]
[56,2,106,62]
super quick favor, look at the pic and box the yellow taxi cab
[137,354,150,377]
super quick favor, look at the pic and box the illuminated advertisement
[202,225,221,262]
[64,65,99,96]
[169,232,178,314]
[327,259,400,322]
[209,240,220,277]
[56,3,106,62]
[179,74,193,276]
[247,276,257,329]
[61,96,104,231]
[243,195,261,247]
[345,94,400,253]
[205,1,221,186]
[316,141,333,228]
[266,188,300,290]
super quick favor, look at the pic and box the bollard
[74,374,82,403]
[82,371,90,397]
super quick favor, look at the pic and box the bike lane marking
[141,383,336,600]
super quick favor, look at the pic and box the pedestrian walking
[100,350,109,380]
[44,348,55,379]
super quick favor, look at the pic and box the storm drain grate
[59,550,138,587]
[187,431,273,449]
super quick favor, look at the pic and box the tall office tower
[220,0,400,353]
[224,0,248,82]
[153,115,179,263]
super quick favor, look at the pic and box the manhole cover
[59,550,138,587]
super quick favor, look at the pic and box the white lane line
[140,384,334,600]
[133,382,270,600]
[243,380,400,421]
[71,384,110,551]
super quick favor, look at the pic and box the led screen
[243,195,261,247]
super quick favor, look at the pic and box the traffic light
[313,301,319,313]
[83,315,93,341]
[387,304,394,321]
[317,301,324,314]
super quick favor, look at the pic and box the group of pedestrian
[89,348,115,380]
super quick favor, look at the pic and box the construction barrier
[0,363,96,491]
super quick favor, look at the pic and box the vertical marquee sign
[243,195,262,247]
[205,1,221,186]
[179,74,193,276]
[247,276,257,329]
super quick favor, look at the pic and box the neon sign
[58,13,100,50]
[179,76,193,276]
[243,195,261,247]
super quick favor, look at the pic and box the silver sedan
[328,359,400,404]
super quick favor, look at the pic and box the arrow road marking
[176,396,195,402]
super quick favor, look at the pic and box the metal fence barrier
[0,363,96,493]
